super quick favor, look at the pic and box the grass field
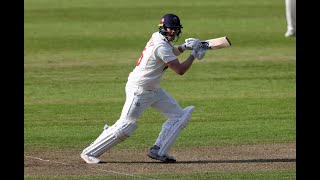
[24,0,296,179]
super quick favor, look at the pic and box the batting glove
[181,38,200,51]
[190,49,207,60]
[190,49,198,59]
[196,49,207,60]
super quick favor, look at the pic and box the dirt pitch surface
[24,143,295,178]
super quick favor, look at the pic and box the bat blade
[200,36,231,50]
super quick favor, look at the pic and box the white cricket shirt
[127,32,177,90]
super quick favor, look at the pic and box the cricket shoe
[80,153,100,164]
[285,30,296,37]
[147,145,176,163]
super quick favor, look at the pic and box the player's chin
[167,35,176,41]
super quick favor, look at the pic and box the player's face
[165,27,180,41]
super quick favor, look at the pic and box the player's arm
[172,38,201,56]
[172,45,185,56]
[167,52,197,75]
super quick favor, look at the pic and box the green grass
[24,59,295,150]
[24,169,296,180]
[24,0,296,179]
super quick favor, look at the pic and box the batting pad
[83,121,138,157]
[156,106,195,156]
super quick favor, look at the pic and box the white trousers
[118,82,184,123]
[285,0,296,33]
[82,82,186,157]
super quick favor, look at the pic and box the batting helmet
[158,14,183,36]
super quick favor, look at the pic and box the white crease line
[25,155,156,180]
[25,156,69,165]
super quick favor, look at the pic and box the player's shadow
[99,158,296,164]
[176,158,296,164]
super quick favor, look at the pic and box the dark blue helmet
[158,14,183,36]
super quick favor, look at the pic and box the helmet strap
[159,26,182,42]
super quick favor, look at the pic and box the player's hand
[181,38,200,51]
[196,49,207,60]
[190,49,198,59]
[190,49,207,60]
[185,38,200,50]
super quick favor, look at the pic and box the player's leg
[148,89,195,162]
[81,119,138,163]
[285,0,296,37]
[81,83,153,163]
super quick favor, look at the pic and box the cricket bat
[199,36,231,50]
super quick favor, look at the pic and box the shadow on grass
[99,158,296,164]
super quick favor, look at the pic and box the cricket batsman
[81,13,207,163]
